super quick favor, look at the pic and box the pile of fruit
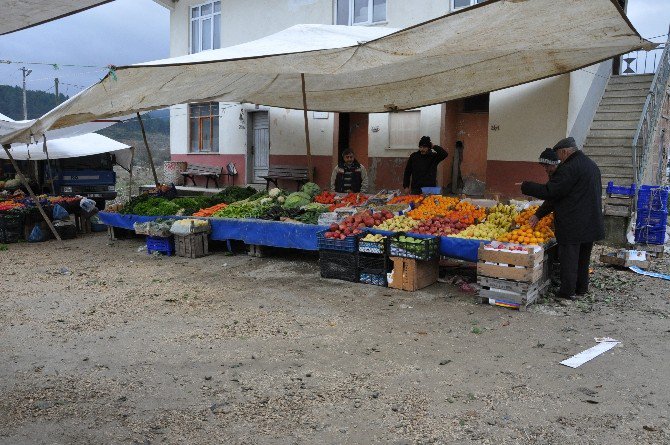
[497,225,553,245]
[388,195,423,205]
[484,203,518,231]
[0,200,25,213]
[374,215,419,232]
[411,216,465,236]
[361,233,385,243]
[314,191,337,204]
[407,195,459,219]
[449,220,510,241]
[323,210,393,239]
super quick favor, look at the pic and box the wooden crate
[633,243,665,258]
[477,244,544,283]
[599,253,650,269]
[477,275,551,310]
[388,257,438,292]
[603,196,632,217]
[175,233,209,258]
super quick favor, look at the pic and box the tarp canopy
[0,0,651,145]
[0,113,133,170]
[0,0,114,35]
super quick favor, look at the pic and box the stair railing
[632,30,670,186]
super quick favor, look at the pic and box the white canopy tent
[0,113,132,170]
[0,0,651,146]
[0,0,114,36]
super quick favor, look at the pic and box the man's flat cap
[552,137,577,151]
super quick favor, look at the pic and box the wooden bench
[261,165,311,191]
[181,163,222,188]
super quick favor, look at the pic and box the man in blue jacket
[521,137,604,300]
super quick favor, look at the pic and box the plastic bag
[52,204,69,220]
[28,224,46,242]
[80,198,97,213]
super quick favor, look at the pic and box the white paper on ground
[560,339,620,368]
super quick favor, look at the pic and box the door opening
[249,111,270,183]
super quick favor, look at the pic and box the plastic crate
[358,253,388,274]
[0,213,24,243]
[387,233,439,260]
[421,187,442,195]
[317,230,358,252]
[606,181,636,197]
[358,232,386,254]
[147,235,175,256]
[636,210,668,230]
[637,186,669,212]
[359,272,387,287]
[634,227,666,245]
[319,250,358,282]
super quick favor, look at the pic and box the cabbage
[301,182,321,198]
[283,192,311,209]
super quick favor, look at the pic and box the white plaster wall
[269,108,334,156]
[368,105,442,158]
[488,76,570,162]
[567,61,611,147]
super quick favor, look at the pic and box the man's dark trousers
[558,242,594,298]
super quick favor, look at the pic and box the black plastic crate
[319,249,359,282]
[358,252,388,274]
[387,233,439,260]
[359,272,387,287]
[317,230,358,252]
[0,213,24,243]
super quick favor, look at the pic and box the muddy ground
[1,234,669,445]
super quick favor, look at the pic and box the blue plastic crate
[147,235,175,256]
[634,227,666,245]
[317,230,358,252]
[606,181,636,197]
[359,272,387,287]
[421,187,442,195]
[637,186,669,212]
[636,210,668,230]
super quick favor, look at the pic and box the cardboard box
[387,257,438,292]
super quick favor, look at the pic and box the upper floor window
[337,0,386,26]
[191,1,221,53]
[452,0,487,10]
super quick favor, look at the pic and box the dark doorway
[337,112,369,167]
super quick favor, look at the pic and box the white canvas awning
[0,0,651,145]
[0,113,133,170]
[0,0,114,35]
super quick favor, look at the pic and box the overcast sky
[0,0,668,97]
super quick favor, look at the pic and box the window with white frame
[389,111,420,150]
[189,103,219,153]
[190,1,221,54]
[336,0,386,26]
[452,0,487,10]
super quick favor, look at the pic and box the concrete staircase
[583,74,654,188]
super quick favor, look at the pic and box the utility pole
[54,78,59,106]
[20,66,32,120]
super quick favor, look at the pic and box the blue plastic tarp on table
[98,212,327,251]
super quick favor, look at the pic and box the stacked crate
[476,244,551,309]
[317,231,359,282]
[635,185,668,246]
[358,235,389,286]
[386,234,439,292]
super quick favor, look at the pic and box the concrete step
[593,111,642,122]
[605,81,652,91]
[608,74,655,84]
[601,172,635,182]
[583,137,633,147]
[592,160,635,168]
[600,96,648,106]
[590,119,640,131]
[588,129,638,139]
[584,147,633,157]
[602,89,650,99]
[597,103,646,113]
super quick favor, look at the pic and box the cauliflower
[269,188,282,198]
[260,197,273,205]
[277,196,286,204]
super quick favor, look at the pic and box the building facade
[154,0,613,197]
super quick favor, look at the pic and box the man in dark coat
[521,137,604,299]
[330,149,368,193]
[403,136,448,194]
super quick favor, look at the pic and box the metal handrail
[632,30,670,186]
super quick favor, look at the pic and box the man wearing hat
[403,136,448,194]
[528,148,561,227]
[521,137,604,300]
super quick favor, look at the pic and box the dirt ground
[1,234,669,445]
